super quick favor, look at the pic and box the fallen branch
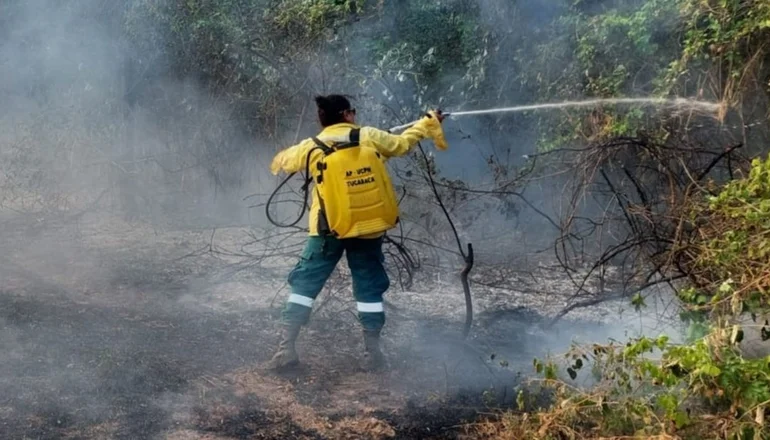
[462,243,475,338]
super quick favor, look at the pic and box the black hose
[265,148,314,229]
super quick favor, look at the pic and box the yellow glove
[270,149,288,175]
[424,110,448,151]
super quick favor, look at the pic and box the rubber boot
[362,330,386,372]
[266,324,301,370]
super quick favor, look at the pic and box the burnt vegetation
[1,0,770,439]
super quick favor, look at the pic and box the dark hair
[314,94,353,127]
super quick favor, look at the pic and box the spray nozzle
[389,110,452,133]
[426,109,451,120]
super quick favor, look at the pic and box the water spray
[388,97,724,133]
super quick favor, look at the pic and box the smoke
[1,0,751,438]
[0,0,277,230]
[328,2,709,394]
[0,1,272,437]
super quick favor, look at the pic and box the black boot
[266,324,301,370]
[362,329,386,372]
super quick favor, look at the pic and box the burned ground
[0,212,630,439]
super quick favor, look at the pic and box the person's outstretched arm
[364,110,447,158]
[269,139,316,175]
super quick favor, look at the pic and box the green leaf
[697,364,721,377]
[673,410,690,429]
[544,363,558,380]
[657,393,678,414]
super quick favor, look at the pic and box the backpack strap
[311,128,361,154]
[334,128,360,151]
[308,128,363,185]
[310,137,334,155]
[349,128,360,145]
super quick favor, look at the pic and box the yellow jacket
[270,113,447,237]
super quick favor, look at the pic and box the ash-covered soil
[0,212,649,439]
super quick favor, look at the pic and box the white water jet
[388,97,724,132]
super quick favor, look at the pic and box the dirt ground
[0,211,634,439]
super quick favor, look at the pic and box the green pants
[281,235,389,331]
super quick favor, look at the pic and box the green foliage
[387,2,480,81]
[502,0,770,150]
[571,0,679,97]
[270,0,362,43]
[684,154,770,315]
[506,0,686,149]
[710,155,770,220]
[123,0,362,138]
[363,1,487,114]
[518,332,770,439]
[121,0,769,149]
[662,0,770,101]
[481,156,770,439]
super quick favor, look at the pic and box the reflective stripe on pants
[357,302,384,313]
[288,294,314,308]
[281,235,389,330]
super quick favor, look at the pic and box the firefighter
[267,94,447,372]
